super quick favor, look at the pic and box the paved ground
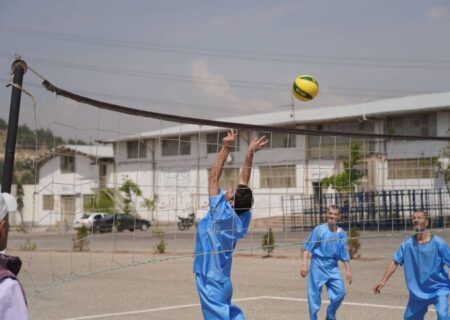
[7,228,449,319]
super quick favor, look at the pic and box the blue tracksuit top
[304,223,350,268]
[193,190,251,282]
[393,235,450,300]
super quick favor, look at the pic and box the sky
[1,0,450,141]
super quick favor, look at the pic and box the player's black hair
[234,184,253,215]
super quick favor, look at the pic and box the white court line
[61,297,263,320]
[266,296,435,313]
[61,295,434,320]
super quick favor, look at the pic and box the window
[206,132,240,153]
[388,158,437,179]
[61,156,75,173]
[260,165,296,188]
[127,140,147,159]
[162,136,191,156]
[386,113,437,136]
[208,168,240,190]
[257,131,296,148]
[307,121,375,159]
[43,195,54,210]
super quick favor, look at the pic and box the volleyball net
[4,60,450,298]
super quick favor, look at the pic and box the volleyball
[292,75,319,101]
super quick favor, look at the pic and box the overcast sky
[1,0,450,141]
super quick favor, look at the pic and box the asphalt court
[10,229,449,319]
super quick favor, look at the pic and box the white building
[102,92,450,222]
[31,144,114,226]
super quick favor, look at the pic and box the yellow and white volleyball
[292,75,319,101]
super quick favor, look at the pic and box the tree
[20,172,35,184]
[0,118,6,129]
[16,183,25,226]
[320,142,365,192]
[83,189,116,213]
[119,176,142,215]
[143,198,157,221]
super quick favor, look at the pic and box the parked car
[92,214,151,233]
[73,212,107,230]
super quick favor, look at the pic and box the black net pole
[2,58,27,194]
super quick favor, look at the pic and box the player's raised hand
[223,129,237,147]
[248,135,269,153]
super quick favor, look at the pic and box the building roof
[58,145,114,158]
[103,91,450,142]
[36,144,113,167]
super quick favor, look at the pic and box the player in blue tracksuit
[374,210,450,320]
[300,206,353,320]
[193,129,268,320]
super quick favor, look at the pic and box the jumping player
[193,129,268,319]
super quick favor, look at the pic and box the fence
[282,189,450,231]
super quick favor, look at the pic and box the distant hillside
[0,118,87,184]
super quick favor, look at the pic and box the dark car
[92,214,151,233]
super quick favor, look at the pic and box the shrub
[20,239,37,251]
[153,228,166,254]
[72,225,90,252]
[348,227,361,259]
[261,228,275,257]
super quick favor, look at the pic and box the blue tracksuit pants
[195,273,245,320]
[404,293,449,320]
[307,258,346,320]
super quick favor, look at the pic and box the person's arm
[239,135,268,185]
[0,279,29,320]
[373,260,398,294]
[300,249,309,278]
[439,240,450,267]
[300,228,319,278]
[342,261,352,285]
[340,231,352,284]
[209,130,236,196]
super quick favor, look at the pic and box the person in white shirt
[0,192,29,320]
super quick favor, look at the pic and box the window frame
[60,155,75,173]
[207,167,240,190]
[387,158,437,179]
[386,113,437,137]
[42,195,54,210]
[259,165,297,188]
[126,140,147,159]
[206,132,240,154]
[161,136,191,156]
[257,131,296,149]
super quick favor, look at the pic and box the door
[61,195,76,225]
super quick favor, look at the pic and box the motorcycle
[177,213,196,231]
